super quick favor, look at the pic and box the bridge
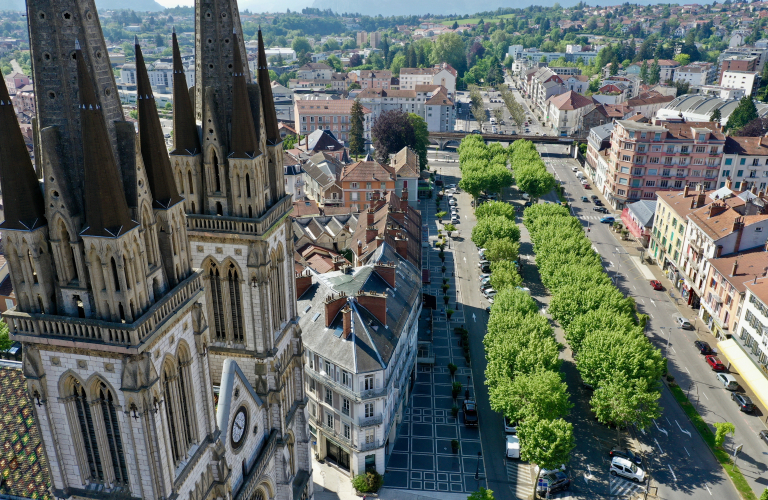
[428,131,587,150]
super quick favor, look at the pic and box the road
[536,143,746,500]
[454,84,547,137]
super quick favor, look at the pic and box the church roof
[135,39,184,210]
[256,29,281,145]
[0,70,46,231]
[229,32,262,160]
[0,363,53,500]
[76,42,138,238]
[171,29,200,156]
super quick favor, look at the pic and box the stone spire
[135,37,184,209]
[257,28,281,145]
[76,41,137,237]
[0,72,46,230]
[229,31,261,159]
[171,27,200,155]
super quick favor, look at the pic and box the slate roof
[297,243,421,374]
[0,364,52,500]
[305,129,345,154]
[391,147,420,179]
[627,200,657,228]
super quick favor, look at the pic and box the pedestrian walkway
[505,459,534,499]
[609,475,647,498]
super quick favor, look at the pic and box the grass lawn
[668,382,757,500]
[439,14,516,26]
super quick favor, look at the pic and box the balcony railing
[358,415,383,427]
[305,366,358,402]
[322,421,351,444]
[359,439,382,452]
[187,194,292,237]
[6,271,204,348]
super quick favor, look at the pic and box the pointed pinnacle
[172,25,176,34]
[134,34,139,46]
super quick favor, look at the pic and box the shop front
[325,437,350,472]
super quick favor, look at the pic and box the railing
[305,366,359,402]
[6,271,204,347]
[187,194,292,236]
[358,415,383,427]
[322,421,351,444]
[359,439,381,452]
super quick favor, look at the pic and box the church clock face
[231,406,248,449]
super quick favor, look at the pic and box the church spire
[135,37,184,209]
[0,71,46,230]
[229,31,261,159]
[257,28,281,145]
[171,27,200,155]
[76,41,137,237]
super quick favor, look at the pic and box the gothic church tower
[1,0,312,497]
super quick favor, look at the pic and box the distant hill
[3,0,166,12]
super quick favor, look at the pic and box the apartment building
[719,55,759,83]
[627,59,681,82]
[299,242,421,476]
[390,146,421,205]
[700,247,768,339]
[358,70,392,90]
[585,123,615,192]
[721,136,768,191]
[680,189,768,308]
[720,70,761,96]
[297,62,333,80]
[603,119,724,209]
[339,160,396,212]
[120,60,194,92]
[674,62,717,86]
[650,186,706,277]
[718,45,768,73]
[294,98,373,144]
[545,90,594,137]
[357,85,455,132]
[399,64,457,94]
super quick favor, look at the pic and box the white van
[716,373,739,391]
[506,435,520,459]
[610,457,645,483]
[576,172,585,180]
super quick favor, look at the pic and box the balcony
[359,439,382,452]
[359,415,383,427]
[305,366,359,402]
[322,421,351,445]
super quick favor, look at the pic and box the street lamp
[475,451,482,480]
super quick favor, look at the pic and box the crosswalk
[609,474,647,498]
[505,459,534,499]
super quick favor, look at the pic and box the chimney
[684,185,690,196]
[759,191,765,200]
[332,255,346,271]
[715,245,723,258]
[395,235,408,260]
[366,225,379,243]
[726,177,733,189]
[696,189,706,208]
[690,197,696,210]
[367,207,375,226]
[752,186,758,195]
[295,271,313,298]
[341,305,352,339]
[305,134,309,149]
[356,240,363,257]
[325,293,348,327]
[733,216,745,253]
[708,202,728,218]
[731,260,739,277]
[401,188,409,209]
[356,292,387,326]
[374,262,396,288]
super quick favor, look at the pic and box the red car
[583,183,591,189]
[705,355,726,371]
[650,280,664,291]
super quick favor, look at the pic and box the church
[0,0,312,498]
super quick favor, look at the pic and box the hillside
[3,0,165,12]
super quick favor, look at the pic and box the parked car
[483,288,497,300]
[676,317,694,330]
[650,280,664,291]
[522,193,530,200]
[572,166,579,172]
[594,200,604,206]
[600,216,615,224]
[449,199,457,206]
[478,249,487,259]
[609,448,642,466]
[732,393,755,412]
[593,207,609,213]
[590,195,598,200]
[481,263,491,273]
[450,215,460,223]
[447,184,457,189]
[581,196,590,202]
[479,273,491,281]
[705,355,726,372]
[583,183,591,189]
[610,457,645,483]
[506,435,520,459]
[537,472,570,496]
[478,260,490,269]
[504,417,517,434]
[759,430,768,446]
[480,282,493,292]
[694,340,713,354]
[716,373,739,391]
[463,399,479,427]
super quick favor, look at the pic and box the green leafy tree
[292,37,312,56]
[760,488,768,500]
[349,99,365,157]
[491,370,572,425]
[471,216,520,248]
[674,53,691,66]
[476,200,517,221]
[485,238,520,263]
[713,422,736,449]
[431,32,467,74]
[648,59,661,85]
[0,320,11,351]
[726,96,759,132]
[518,418,575,470]
[283,134,303,150]
[443,223,457,235]
[489,260,523,291]
[577,330,664,389]
[590,376,661,431]
[710,108,722,124]
[490,288,539,317]
[467,488,494,500]
[408,113,430,170]
[515,163,557,199]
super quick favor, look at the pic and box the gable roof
[391,147,420,179]
[627,200,657,228]
[547,90,593,110]
[340,160,395,183]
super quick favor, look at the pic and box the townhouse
[357,85,455,132]
[721,136,768,191]
[399,63,457,94]
[339,160,397,212]
[545,90,594,137]
[294,98,373,144]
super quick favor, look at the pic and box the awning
[717,338,768,411]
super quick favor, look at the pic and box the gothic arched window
[98,382,129,485]
[73,381,103,482]
[228,264,244,343]
[209,264,225,340]
[163,363,182,463]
